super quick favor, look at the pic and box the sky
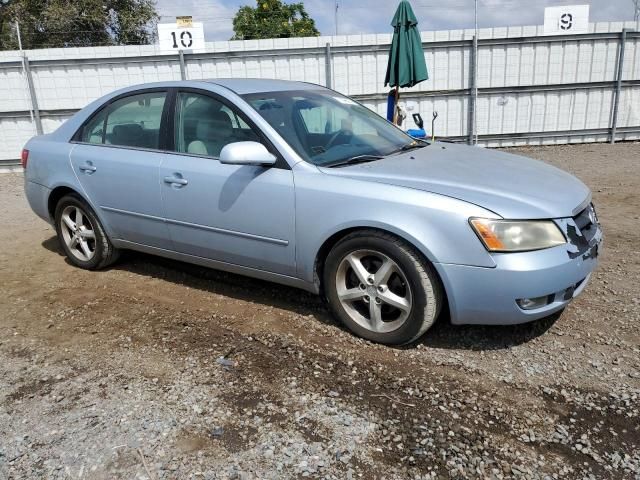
[155,0,639,41]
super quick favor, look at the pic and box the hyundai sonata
[23,79,602,345]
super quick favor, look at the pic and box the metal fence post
[15,21,23,51]
[610,28,628,144]
[325,43,333,89]
[178,50,187,80]
[22,55,43,135]
[468,35,478,145]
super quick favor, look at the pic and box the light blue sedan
[23,79,602,345]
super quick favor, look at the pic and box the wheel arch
[47,185,111,238]
[47,185,79,220]
[313,224,446,299]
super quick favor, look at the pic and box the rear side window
[80,92,167,150]
[82,110,108,144]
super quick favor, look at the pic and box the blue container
[406,128,427,139]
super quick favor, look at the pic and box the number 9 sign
[158,22,205,53]
[544,5,589,36]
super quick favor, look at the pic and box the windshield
[242,89,419,166]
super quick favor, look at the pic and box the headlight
[469,218,566,252]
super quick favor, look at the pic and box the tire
[323,230,442,345]
[54,193,120,270]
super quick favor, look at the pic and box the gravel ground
[0,142,639,479]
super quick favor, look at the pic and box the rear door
[159,89,296,276]
[70,90,172,248]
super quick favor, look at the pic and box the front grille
[562,202,600,260]
[572,203,598,241]
[573,206,594,231]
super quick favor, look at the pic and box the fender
[293,168,499,285]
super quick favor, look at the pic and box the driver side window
[174,92,261,158]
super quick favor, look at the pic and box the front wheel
[54,194,120,270]
[324,230,443,345]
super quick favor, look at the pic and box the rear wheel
[324,230,442,345]
[54,194,119,270]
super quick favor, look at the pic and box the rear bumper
[25,180,52,224]
[435,231,602,325]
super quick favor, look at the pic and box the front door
[159,90,296,276]
[70,90,171,248]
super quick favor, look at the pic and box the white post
[335,1,339,36]
[610,29,628,144]
[474,0,478,37]
[22,55,43,135]
[468,35,477,145]
[15,21,23,51]
[325,43,333,89]
[473,0,478,145]
[15,21,39,133]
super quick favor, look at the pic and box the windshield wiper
[324,154,385,168]
[397,141,428,153]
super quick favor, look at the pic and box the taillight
[21,149,29,169]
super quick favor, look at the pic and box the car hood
[318,142,590,219]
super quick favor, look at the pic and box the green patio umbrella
[384,0,429,124]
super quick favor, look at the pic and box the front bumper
[435,222,602,326]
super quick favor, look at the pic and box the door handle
[163,175,188,186]
[79,163,96,173]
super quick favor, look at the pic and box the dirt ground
[1,143,639,480]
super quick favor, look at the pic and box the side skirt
[112,239,319,294]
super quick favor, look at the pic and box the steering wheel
[325,129,353,150]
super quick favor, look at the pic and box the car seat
[187,111,233,157]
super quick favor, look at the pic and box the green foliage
[0,0,159,50]
[232,0,319,40]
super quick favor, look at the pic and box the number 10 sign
[158,22,205,53]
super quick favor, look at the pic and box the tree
[0,0,158,50]
[232,0,319,41]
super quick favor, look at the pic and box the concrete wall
[1,21,639,162]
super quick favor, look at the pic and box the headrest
[341,118,353,132]
[112,123,143,139]
[259,103,286,128]
[196,111,232,140]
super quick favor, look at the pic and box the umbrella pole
[392,87,400,124]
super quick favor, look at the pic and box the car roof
[45,78,328,142]
[202,78,324,95]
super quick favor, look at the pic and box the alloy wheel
[59,205,97,262]
[335,249,412,333]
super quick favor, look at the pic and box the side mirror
[219,141,277,166]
